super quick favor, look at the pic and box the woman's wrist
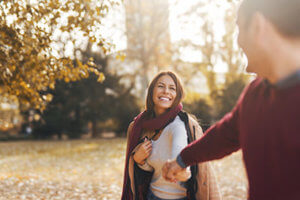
[133,154,145,165]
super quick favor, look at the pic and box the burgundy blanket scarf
[121,103,183,200]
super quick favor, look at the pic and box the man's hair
[240,0,300,36]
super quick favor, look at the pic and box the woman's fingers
[145,145,152,155]
[144,140,152,146]
[142,141,152,156]
[143,141,152,149]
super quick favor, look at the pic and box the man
[162,0,300,199]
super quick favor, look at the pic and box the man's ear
[251,12,268,42]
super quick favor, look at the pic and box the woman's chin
[157,104,172,110]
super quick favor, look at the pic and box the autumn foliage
[0,0,117,110]
[0,138,248,199]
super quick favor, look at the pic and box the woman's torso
[143,116,188,199]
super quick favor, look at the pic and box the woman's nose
[163,87,170,94]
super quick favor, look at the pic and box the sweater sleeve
[179,82,252,167]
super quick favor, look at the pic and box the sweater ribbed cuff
[176,154,187,168]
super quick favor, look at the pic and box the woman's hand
[133,138,152,165]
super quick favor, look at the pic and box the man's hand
[162,159,185,182]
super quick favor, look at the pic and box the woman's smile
[153,75,177,116]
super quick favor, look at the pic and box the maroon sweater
[179,77,300,200]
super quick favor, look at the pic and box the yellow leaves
[73,144,99,153]
[76,59,83,68]
[115,52,126,62]
[87,57,95,67]
[11,65,16,72]
[49,82,55,90]
[68,16,75,24]
[64,77,70,83]
[89,36,96,43]
[42,94,53,102]
[0,139,127,199]
[96,7,102,16]
[0,139,247,199]
[33,113,40,121]
[1,0,116,110]
[97,73,105,83]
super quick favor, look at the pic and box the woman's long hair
[145,71,184,118]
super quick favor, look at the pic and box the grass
[0,138,247,200]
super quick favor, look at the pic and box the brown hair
[239,0,300,36]
[145,71,184,116]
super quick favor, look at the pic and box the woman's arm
[131,138,154,172]
[132,137,152,165]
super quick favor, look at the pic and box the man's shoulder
[239,77,264,100]
[248,77,264,89]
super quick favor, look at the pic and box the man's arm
[163,81,252,180]
[163,109,241,181]
[179,109,241,167]
[178,79,255,167]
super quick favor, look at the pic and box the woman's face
[152,75,177,116]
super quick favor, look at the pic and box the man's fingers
[162,161,177,182]
[162,162,171,180]
[166,168,176,182]
[163,160,185,183]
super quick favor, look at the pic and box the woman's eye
[158,85,164,88]
[170,87,176,91]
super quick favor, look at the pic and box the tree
[183,98,213,132]
[29,45,139,139]
[123,0,172,99]
[0,0,119,110]
[211,0,249,119]
[171,0,250,120]
[212,76,247,119]
[220,0,247,84]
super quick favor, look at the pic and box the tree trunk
[91,119,97,138]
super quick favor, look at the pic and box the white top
[138,116,189,199]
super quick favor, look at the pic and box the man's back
[238,78,300,199]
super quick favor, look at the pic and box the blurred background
[0,0,249,199]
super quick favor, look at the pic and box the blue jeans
[146,190,188,200]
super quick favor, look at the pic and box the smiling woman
[152,76,177,116]
[121,71,221,200]
[146,72,184,117]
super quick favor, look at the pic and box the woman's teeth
[159,97,170,101]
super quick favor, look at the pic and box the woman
[122,71,221,200]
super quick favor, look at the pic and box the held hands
[175,167,191,182]
[162,159,187,183]
[133,137,152,165]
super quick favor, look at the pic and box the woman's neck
[154,108,167,117]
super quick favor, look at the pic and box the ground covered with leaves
[0,139,247,200]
